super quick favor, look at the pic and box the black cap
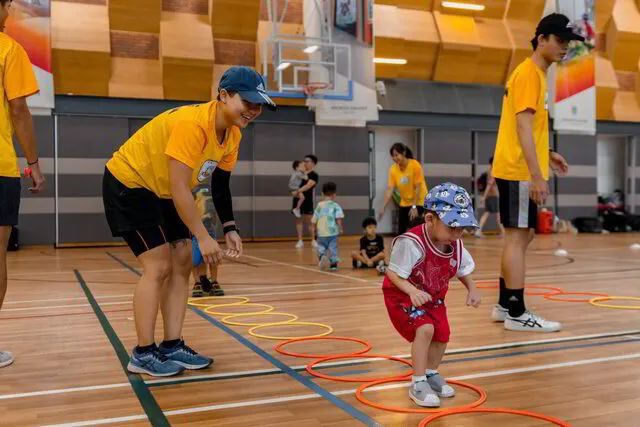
[534,13,585,43]
[219,66,276,111]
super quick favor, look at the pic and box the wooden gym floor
[2,233,640,426]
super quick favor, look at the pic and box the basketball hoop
[303,82,329,98]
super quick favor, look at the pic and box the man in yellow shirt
[103,66,275,377]
[491,14,579,333]
[0,0,44,369]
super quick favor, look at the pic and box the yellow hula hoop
[589,296,640,310]
[248,321,334,340]
[187,296,249,308]
[204,303,275,316]
[222,312,299,327]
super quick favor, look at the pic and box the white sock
[426,369,438,377]
[412,375,426,384]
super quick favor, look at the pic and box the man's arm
[298,178,317,193]
[10,97,44,192]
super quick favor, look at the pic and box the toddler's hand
[409,289,431,307]
[466,289,481,308]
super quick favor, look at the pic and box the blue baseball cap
[424,183,479,229]
[219,66,277,111]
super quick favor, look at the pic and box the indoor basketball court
[3,0,640,426]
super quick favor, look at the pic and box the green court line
[74,269,170,427]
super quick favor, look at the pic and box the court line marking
[109,251,379,426]
[190,306,379,426]
[241,254,371,282]
[73,270,169,427]
[9,268,132,277]
[4,294,133,305]
[1,301,130,312]
[4,328,639,401]
[41,351,640,427]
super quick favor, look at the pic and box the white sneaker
[318,254,330,270]
[474,230,484,238]
[491,304,508,322]
[292,208,301,218]
[409,380,440,407]
[504,310,562,333]
[295,240,304,249]
[311,240,318,248]
[0,351,14,368]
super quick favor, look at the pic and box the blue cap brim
[437,210,479,229]
[239,90,277,111]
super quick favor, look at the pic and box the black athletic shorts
[495,178,538,229]
[0,176,21,226]
[294,195,314,216]
[485,196,499,214]
[102,167,190,256]
[397,206,424,236]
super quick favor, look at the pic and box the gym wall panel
[422,129,473,192]
[556,134,598,219]
[14,117,55,245]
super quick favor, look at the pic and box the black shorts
[0,176,21,226]
[294,196,314,216]
[485,196,499,214]
[397,206,424,235]
[102,168,190,256]
[495,178,538,229]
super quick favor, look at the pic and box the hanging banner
[552,0,595,135]
[5,0,54,112]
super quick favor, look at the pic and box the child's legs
[370,252,385,264]
[427,341,447,370]
[328,236,339,263]
[411,323,434,376]
[316,236,329,258]
[296,193,305,209]
[351,251,367,263]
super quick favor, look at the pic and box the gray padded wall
[556,134,598,219]
[422,129,472,191]
[55,115,129,244]
[14,116,55,245]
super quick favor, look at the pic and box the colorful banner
[552,0,595,135]
[5,0,54,111]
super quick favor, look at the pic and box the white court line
[4,328,636,401]
[9,268,131,277]
[242,254,371,282]
[4,294,133,305]
[41,351,640,427]
[1,301,130,312]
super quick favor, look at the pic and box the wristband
[223,224,239,235]
[27,158,39,166]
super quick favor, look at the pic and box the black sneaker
[211,282,224,296]
[191,283,205,298]
[330,262,338,271]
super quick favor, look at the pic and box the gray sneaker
[427,373,455,398]
[0,351,14,368]
[408,380,440,407]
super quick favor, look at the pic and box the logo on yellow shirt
[400,176,409,185]
[198,160,218,182]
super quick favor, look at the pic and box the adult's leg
[397,207,410,235]
[133,243,173,346]
[477,211,490,234]
[0,226,11,311]
[161,239,192,341]
[295,217,303,241]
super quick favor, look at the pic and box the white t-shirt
[389,237,475,279]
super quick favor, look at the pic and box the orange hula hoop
[355,378,487,414]
[306,354,412,383]
[419,407,571,426]
[275,336,372,359]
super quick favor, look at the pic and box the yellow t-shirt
[388,158,428,207]
[106,101,241,198]
[0,33,39,178]
[493,57,549,182]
